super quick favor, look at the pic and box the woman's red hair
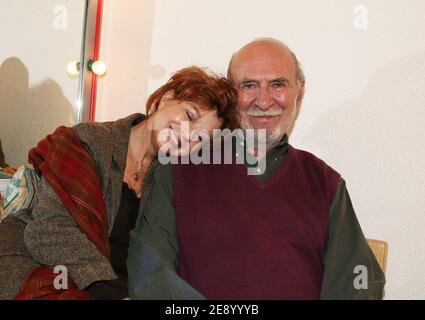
[146,66,238,130]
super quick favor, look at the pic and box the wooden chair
[367,239,388,273]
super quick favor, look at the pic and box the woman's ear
[157,90,176,109]
[147,103,158,116]
[147,90,176,116]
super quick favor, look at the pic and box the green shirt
[128,136,386,299]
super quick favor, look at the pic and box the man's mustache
[246,110,283,117]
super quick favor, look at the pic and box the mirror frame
[77,0,103,123]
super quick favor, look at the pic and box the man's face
[231,43,304,146]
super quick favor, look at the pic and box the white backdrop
[0,0,84,166]
[96,0,425,299]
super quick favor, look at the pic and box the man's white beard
[265,127,284,144]
[240,120,284,145]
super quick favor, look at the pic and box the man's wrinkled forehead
[230,42,296,83]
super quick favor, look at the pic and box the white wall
[0,0,84,166]
[96,0,425,299]
[95,0,157,121]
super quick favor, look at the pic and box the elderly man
[127,38,386,300]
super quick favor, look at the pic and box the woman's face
[149,100,222,157]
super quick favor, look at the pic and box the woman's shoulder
[72,113,145,150]
[72,119,114,146]
[70,113,145,193]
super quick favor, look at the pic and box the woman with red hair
[0,66,238,300]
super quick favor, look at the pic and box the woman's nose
[171,121,190,142]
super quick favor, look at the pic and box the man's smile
[248,114,282,127]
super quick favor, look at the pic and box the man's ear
[296,81,305,109]
[287,81,305,137]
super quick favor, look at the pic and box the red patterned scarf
[14,126,111,300]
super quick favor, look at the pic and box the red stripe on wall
[89,0,103,121]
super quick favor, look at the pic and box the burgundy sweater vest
[172,145,341,299]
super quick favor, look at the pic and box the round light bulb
[92,60,107,76]
[67,61,80,76]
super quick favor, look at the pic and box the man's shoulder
[289,145,341,179]
[289,145,342,203]
[152,163,173,193]
[154,162,173,179]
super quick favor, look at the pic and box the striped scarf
[14,126,110,300]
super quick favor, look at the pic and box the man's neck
[246,134,288,159]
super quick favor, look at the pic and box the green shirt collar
[233,134,289,179]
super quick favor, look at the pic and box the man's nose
[255,87,273,110]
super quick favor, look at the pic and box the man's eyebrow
[238,79,258,86]
[270,77,291,86]
[238,77,292,87]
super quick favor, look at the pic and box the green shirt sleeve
[127,163,205,300]
[320,178,386,299]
